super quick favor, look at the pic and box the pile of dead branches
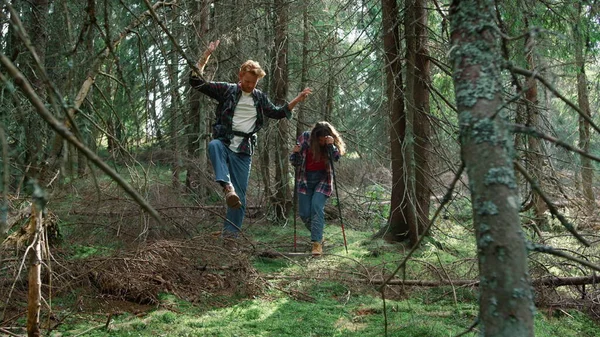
[62,238,262,305]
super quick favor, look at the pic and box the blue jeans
[208,139,251,236]
[298,171,328,242]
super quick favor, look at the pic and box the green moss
[484,167,517,188]
[512,288,528,299]
[489,296,499,317]
[476,200,499,216]
[471,118,498,144]
[450,0,504,115]
[478,233,494,248]
[454,63,500,108]
[496,246,506,262]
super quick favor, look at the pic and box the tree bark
[26,204,43,337]
[185,0,212,196]
[296,0,310,139]
[573,4,595,213]
[22,0,50,180]
[168,6,182,188]
[406,0,432,241]
[271,0,291,220]
[450,1,535,336]
[379,0,411,243]
[523,16,546,227]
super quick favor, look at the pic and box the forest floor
[1,163,600,336]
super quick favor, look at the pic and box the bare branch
[514,160,589,247]
[508,65,600,136]
[0,54,163,226]
[512,123,600,164]
[530,243,600,273]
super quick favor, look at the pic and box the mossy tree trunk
[449,1,535,336]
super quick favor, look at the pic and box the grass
[47,291,599,337]
[41,219,600,337]
[14,166,597,336]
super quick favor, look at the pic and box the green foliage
[44,214,600,337]
[70,244,114,259]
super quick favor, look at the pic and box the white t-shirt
[229,91,257,152]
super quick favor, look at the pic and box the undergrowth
[2,164,599,337]
[32,220,598,337]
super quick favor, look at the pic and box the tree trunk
[149,61,164,147]
[27,204,43,337]
[523,16,546,227]
[406,0,432,242]
[168,6,182,189]
[450,1,534,336]
[271,0,291,220]
[379,0,411,243]
[296,1,309,139]
[573,6,595,213]
[22,0,50,180]
[324,34,336,122]
[185,0,212,196]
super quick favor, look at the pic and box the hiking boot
[223,184,242,209]
[311,241,323,257]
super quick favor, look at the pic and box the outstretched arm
[192,40,220,77]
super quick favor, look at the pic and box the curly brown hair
[309,121,346,161]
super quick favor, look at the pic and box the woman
[290,122,346,256]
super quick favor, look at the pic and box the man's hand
[297,87,312,102]
[288,87,313,110]
[205,40,220,56]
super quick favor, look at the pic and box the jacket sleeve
[189,75,232,102]
[290,152,302,167]
[258,93,292,120]
[328,144,341,162]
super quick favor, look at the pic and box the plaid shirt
[290,131,341,197]
[190,75,292,155]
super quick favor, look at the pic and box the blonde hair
[239,60,266,78]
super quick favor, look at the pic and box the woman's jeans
[208,139,251,236]
[298,170,328,243]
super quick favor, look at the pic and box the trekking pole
[293,165,298,252]
[327,144,348,254]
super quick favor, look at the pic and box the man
[190,40,312,238]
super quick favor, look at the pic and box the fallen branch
[265,274,600,288]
